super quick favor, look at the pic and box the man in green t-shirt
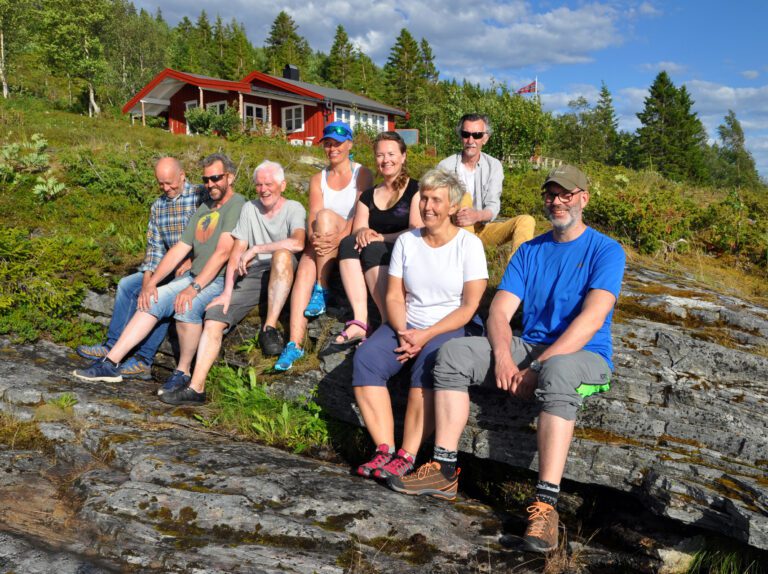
[73,153,246,384]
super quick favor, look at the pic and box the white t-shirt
[389,228,488,330]
[457,161,476,202]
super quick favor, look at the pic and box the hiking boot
[303,283,328,317]
[356,444,394,478]
[76,343,110,360]
[387,461,459,500]
[157,370,191,396]
[72,357,122,383]
[522,501,559,553]
[159,385,205,406]
[373,449,415,480]
[259,326,284,356]
[274,342,304,371]
[119,356,153,380]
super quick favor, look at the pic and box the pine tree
[327,25,355,90]
[716,110,761,189]
[636,71,707,182]
[593,81,618,163]
[383,28,424,121]
[419,38,438,83]
[264,11,310,76]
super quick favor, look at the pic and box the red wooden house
[122,66,405,144]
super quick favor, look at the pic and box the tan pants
[458,193,536,261]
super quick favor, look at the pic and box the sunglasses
[202,173,226,184]
[460,130,486,140]
[323,125,353,138]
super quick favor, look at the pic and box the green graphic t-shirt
[181,192,246,276]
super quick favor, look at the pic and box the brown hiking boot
[522,501,559,552]
[387,461,459,500]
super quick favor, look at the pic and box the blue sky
[135,0,768,178]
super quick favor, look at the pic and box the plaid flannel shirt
[138,182,207,273]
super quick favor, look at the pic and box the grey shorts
[433,336,612,421]
[204,262,271,328]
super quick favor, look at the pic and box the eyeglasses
[323,125,352,138]
[541,189,584,203]
[460,130,486,140]
[202,173,226,184]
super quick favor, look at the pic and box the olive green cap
[542,164,589,192]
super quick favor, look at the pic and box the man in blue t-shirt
[388,165,626,553]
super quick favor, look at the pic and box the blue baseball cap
[321,121,353,143]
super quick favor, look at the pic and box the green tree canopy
[264,11,310,76]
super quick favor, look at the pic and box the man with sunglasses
[388,165,625,554]
[160,160,306,405]
[73,153,246,386]
[75,156,206,380]
[437,113,535,259]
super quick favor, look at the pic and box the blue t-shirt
[499,227,625,370]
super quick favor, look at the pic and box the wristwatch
[191,282,203,293]
[529,359,543,373]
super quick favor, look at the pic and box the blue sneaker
[274,342,304,371]
[73,357,122,383]
[157,370,191,396]
[76,343,110,360]
[119,356,153,381]
[303,283,328,317]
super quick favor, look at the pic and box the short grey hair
[455,113,492,137]
[253,160,285,184]
[201,153,236,174]
[419,168,465,206]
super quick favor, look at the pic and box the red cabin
[122,66,405,144]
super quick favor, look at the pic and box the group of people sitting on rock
[71,113,625,553]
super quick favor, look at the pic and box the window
[244,103,267,130]
[206,100,227,115]
[334,106,387,133]
[282,105,304,133]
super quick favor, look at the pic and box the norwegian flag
[517,80,537,94]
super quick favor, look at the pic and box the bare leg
[536,411,575,484]
[314,209,345,288]
[106,311,159,364]
[433,390,471,451]
[364,264,389,323]
[401,387,434,455]
[188,320,226,393]
[354,386,395,447]
[288,252,315,346]
[337,258,369,342]
[175,321,202,374]
[264,249,295,329]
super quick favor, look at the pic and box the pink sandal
[320,320,371,355]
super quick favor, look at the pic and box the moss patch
[363,531,438,565]
[0,414,54,454]
[314,510,373,532]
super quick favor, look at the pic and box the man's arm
[205,238,248,314]
[173,232,236,314]
[138,205,164,274]
[137,241,192,309]
[487,290,522,391]
[509,289,617,398]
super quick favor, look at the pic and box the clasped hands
[494,353,537,400]
[394,328,429,363]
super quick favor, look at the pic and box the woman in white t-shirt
[275,121,372,371]
[352,168,488,481]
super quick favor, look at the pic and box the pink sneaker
[356,444,394,478]
[374,449,415,480]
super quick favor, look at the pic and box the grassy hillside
[1,97,766,345]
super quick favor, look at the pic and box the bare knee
[271,250,295,277]
[315,209,342,235]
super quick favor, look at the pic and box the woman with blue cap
[275,121,372,371]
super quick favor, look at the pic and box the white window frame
[206,100,228,115]
[244,103,267,130]
[282,105,304,133]
[184,100,199,135]
[334,106,387,133]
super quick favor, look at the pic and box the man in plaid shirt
[76,157,206,380]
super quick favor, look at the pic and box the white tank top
[321,162,360,220]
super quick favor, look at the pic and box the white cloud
[741,70,760,80]
[641,61,686,75]
[637,2,661,16]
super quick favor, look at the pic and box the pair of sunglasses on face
[460,130,486,140]
[202,173,227,184]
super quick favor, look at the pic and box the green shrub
[185,105,243,138]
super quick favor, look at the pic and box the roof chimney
[283,64,300,81]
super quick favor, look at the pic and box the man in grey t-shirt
[161,160,306,405]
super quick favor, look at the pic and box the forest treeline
[0,0,763,189]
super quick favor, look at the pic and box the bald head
[155,157,185,199]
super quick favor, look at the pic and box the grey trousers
[433,336,611,421]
